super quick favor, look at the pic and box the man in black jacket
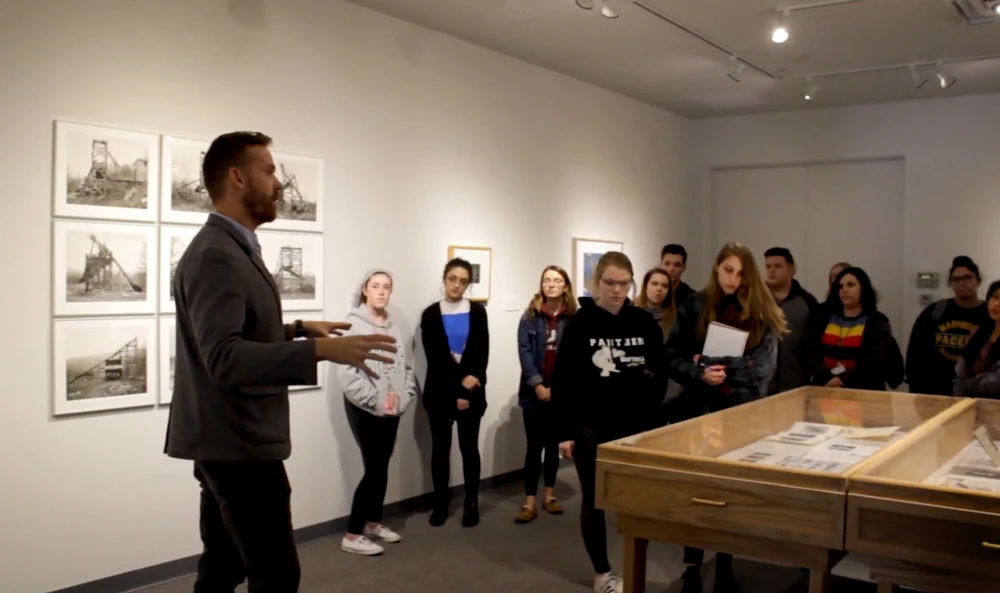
[764,247,820,394]
[165,131,396,593]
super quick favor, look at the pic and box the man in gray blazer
[164,131,396,593]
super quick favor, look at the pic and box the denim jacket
[517,308,570,408]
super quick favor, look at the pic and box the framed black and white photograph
[447,245,492,302]
[53,220,157,317]
[53,317,157,416]
[158,316,175,405]
[53,120,159,222]
[160,135,214,225]
[158,225,199,314]
[284,312,326,392]
[269,149,324,233]
[257,230,324,311]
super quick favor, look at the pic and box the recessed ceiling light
[575,0,594,10]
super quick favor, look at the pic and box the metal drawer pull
[691,497,728,507]
[982,542,1000,550]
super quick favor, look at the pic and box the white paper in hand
[702,322,749,358]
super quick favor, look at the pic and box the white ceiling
[343,0,1000,118]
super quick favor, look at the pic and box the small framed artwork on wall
[572,237,624,298]
[53,120,160,222]
[53,317,157,416]
[158,225,199,314]
[447,245,492,302]
[284,312,326,392]
[53,219,158,317]
[269,149,325,233]
[158,316,176,405]
[256,230,324,311]
[160,135,214,226]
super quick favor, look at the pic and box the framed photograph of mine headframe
[256,230,324,311]
[160,135,215,226]
[53,219,157,317]
[53,317,157,416]
[268,148,325,233]
[52,120,160,222]
[158,225,199,314]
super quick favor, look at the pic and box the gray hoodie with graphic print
[335,268,418,417]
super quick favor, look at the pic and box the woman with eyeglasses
[514,265,577,524]
[551,251,666,593]
[906,256,988,395]
[420,258,490,528]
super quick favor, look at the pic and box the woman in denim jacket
[514,265,578,524]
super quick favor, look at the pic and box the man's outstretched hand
[302,321,352,337]
[315,334,398,379]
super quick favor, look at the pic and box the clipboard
[702,321,749,358]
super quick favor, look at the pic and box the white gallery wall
[686,92,1000,350]
[0,1,689,591]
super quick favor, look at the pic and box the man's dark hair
[660,243,687,264]
[201,131,273,202]
[765,247,794,264]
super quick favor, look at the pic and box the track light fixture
[909,65,927,90]
[771,10,790,44]
[728,56,746,83]
[600,1,619,19]
[802,77,817,101]
[575,0,594,9]
[936,67,957,89]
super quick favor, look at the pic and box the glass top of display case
[849,396,999,501]
[598,387,967,490]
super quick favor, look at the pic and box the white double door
[709,158,906,347]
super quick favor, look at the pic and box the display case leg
[808,568,830,593]
[875,582,899,593]
[622,534,648,593]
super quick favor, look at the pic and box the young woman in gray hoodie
[337,268,418,557]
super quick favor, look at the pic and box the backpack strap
[930,298,949,324]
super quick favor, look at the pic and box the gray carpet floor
[141,466,876,593]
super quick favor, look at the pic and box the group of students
[331,242,1000,593]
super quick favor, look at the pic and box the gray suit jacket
[164,215,318,461]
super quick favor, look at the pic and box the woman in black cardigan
[420,258,490,528]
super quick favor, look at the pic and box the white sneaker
[364,523,402,543]
[341,535,384,556]
[594,573,623,593]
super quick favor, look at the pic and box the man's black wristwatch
[294,319,306,338]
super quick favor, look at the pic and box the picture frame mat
[257,230,325,311]
[53,219,158,317]
[158,225,200,314]
[53,317,157,416]
[268,148,325,233]
[572,237,624,297]
[159,135,214,226]
[53,120,160,222]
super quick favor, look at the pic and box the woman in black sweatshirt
[551,251,666,593]
[665,242,787,593]
[420,258,490,529]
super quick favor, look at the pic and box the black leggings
[429,411,482,507]
[346,402,401,535]
[573,426,611,574]
[522,407,560,497]
[684,547,733,573]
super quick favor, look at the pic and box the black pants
[429,411,482,506]
[193,460,300,593]
[573,426,611,574]
[523,406,560,497]
[346,402,401,535]
[684,547,733,573]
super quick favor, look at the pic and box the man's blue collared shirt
[209,211,261,256]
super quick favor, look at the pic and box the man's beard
[242,187,278,225]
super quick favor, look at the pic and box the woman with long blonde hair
[551,252,667,593]
[634,267,676,341]
[514,265,577,524]
[664,242,787,593]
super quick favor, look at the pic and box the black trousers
[193,460,300,593]
[522,406,560,497]
[346,402,401,535]
[573,426,611,574]
[428,411,482,506]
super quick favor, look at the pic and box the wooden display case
[595,386,966,593]
[847,396,1000,593]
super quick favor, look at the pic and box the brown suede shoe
[542,498,564,515]
[515,505,538,523]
